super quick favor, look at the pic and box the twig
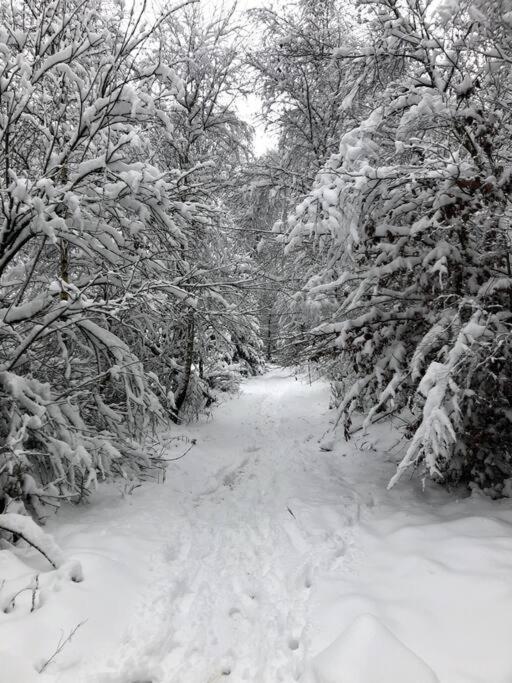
[30,575,39,613]
[348,408,401,436]
[38,620,87,673]
[287,506,296,519]
[164,439,197,462]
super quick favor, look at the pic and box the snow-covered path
[89,369,359,683]
[5,369,512,683]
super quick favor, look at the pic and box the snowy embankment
[2,369,512,682]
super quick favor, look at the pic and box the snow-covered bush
[284,0,512,494]
[0,0,198,517]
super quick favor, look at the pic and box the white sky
[238,93,278,158]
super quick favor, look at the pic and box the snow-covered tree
[284,0,512,494]
[249,0,359,176]
[143,3,263,417]
[245,1,366,367]
[0,0,200,517]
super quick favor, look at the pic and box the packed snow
[2,369,512,682]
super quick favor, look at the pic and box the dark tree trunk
[174,310,195,419]
[266,312,273,360]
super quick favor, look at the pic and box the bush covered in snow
[277,0,512,495]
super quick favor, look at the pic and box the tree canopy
[2,0,512,528]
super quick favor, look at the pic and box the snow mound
[0,651,40,683]
[308,613,439,683]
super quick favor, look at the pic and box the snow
[3,370,512,681]
[305,614,438,683]
[2,294,51,323]
[0,652,40,683]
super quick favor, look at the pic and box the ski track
[86,370,357,683]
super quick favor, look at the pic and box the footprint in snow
[334,542,346,558]
[301,562,313,589]
[223,472,238,489]
[288,637,300,651]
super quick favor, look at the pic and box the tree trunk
[174,310,195,419]
[266,312,273,360]
[59,240,69,300]
[58,162,69,300]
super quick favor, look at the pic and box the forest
[2,0,512,681]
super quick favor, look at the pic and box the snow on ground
[2,368,512,682]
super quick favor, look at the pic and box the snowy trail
[5,369,512,683]
[93,369,358,683]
